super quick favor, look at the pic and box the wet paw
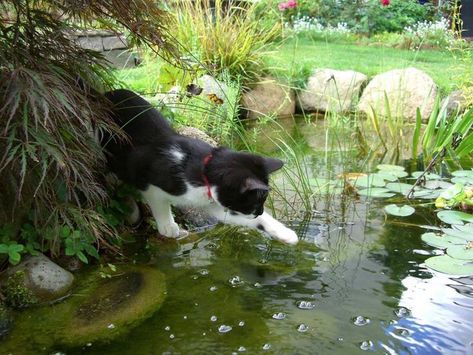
[158,221,181,238]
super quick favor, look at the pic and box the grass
[264,36,472,94]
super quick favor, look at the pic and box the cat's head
[208,149,284,218]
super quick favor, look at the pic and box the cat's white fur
[141,183,298,245]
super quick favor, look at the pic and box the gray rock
[241,77,295,119]
[358,67,438,122]
[75,36,103,51]
[177,126,218,147]
[103,49,139,69]
[299,69,367,113]
[102,35,128,50]
[3,254,74,303]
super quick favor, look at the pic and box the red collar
[202,154,213,199]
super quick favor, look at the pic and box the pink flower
[287,0,297,9]
[381,0,390,6]
[278,2,288,11]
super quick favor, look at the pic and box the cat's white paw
[271,227,299,245]
[158,221,181,238]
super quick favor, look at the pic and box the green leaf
[447,244,473,260]
[451,176,473,185]
[8,244,24,253]
[386,182,414,195]
[8,252,22,265]
[384,204,415,217]
[0,244,9,253]
[353,174,386,188]
[411,171,441,180]
[451,170,473,178]
[437,210,473,225]
[76,251,89,264]
[425,255,473,275]
[442,227,473,241]
[440,183,464,199]
[421,232,465,249]
[358,188,395,198]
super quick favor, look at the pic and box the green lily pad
[353,175,386,188]
[411,171,441,180]
[386,182,414,195]
[374,172,399,182]
[442,227,473,241]
[425,255,473,275]
[384,204,415,217]
[358,188,395,198]
[440,183,464,199]
[424,180,453,190]
[377,164,405,171]
[451,170,473,178]
[410,189,441,199]
[421,232,465,249]
[437,210,473,225]
[451,176,473,185]
[447,243,473,260]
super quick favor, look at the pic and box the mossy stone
[1,265,166,352]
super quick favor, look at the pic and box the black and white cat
[102,89,298,245]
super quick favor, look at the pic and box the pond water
[4,117,473,354]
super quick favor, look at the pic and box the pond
[3,117,473,354]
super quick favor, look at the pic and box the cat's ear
[264,157,284,174]
[240,177,269,193]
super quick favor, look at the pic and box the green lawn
[264,37,473,94]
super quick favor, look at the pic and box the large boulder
[1,254,74,306]
[299,69,367,113]
[241,77,295,119]
[358,67,438,121]
[441,90,470,116]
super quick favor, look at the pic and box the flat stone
[102,35,128,50]
[75,36,104,51]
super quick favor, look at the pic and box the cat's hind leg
[141,186,187,238]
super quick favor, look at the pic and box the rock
[1,265,166,351]
[241,77,295,119]
[441,90,469,116]
[358,67,438,122]
[102,35,128,50]
[241,77,296,119]
[298,69,367,113]
[1,254,74,305]
[177,126,218,147]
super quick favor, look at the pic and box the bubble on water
[202,332,206,336]
[353,315,370,326]
[238,321,245,327]
[191,275,199,280]
[199,269,209,275]
[272,312,286,320]
[229,276,243,287]
[164,325,171,331]
[395,328,410,337]
[209,286,218,292]
[394,307,410,318]
[262,343,271,350]
[297,324,309,333]
[337,337,344,341]
[210,315,217,322]
[238,346,246,352]
[183,315,188,320]
[169,334,175,339]
[107,323,115,329]
[297,301,316,310]
[218,325,233,333]
[359,340,374,351]
[254,282,262,288]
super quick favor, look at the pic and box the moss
[1,265,166,352]
[2,271,37,309]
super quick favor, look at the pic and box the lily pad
[437,210,473,225]
[451,170,473,178]
[377,164,405,172]
[451,176,473,185]
[424,180,453,190]
[384,204,415,217]
[409,189,441,199]
[357,188,395,198]
[411,171,441,180]
[386,182,414,195]
[442,227,473,242]
[425,255,473,275]
[447,243,473,260]
[421,232,465,249]
[353,175,386,188]
[440,183,464,199]
[374,171,399,182]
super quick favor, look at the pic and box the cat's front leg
[141,186,183,238]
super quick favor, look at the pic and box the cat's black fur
[102,89,283,217]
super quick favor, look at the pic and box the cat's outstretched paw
[158,221,181,238]
[271,227,299,245]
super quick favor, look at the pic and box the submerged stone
[1,265,166,351]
